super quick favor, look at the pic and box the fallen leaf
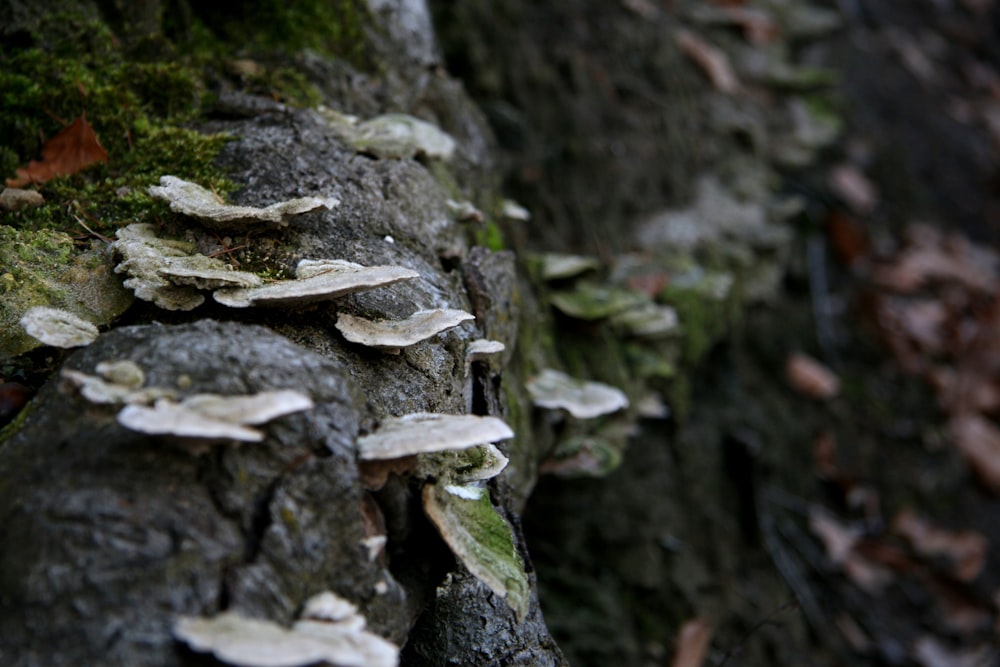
[786,353,840,399]
[925,575,994,635]
[676,29,738,94]
[809,507,858,565]
[829,163,879,214]
[7,113,108,187]
[892,510,987,582]
[826,210,871,266]
[913,636,996,667]
[872,225,998,294]
[670,618,713,667]
[948,413,1000,493]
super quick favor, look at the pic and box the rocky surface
[0,0,930,665]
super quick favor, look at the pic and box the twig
[72,214,114,244]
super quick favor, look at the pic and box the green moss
[189,0,369,65]
[0,13,233,237]
[0,226,134,357]
[474,219,506,252]
[0,394,37,445]
[659,282,731,365]
[425,483,530,620]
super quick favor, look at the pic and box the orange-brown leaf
[676,29,738,94]
[786,353,840,399]
[7,113,108,188]
[670,618,713,667]
[948,413,1000,493]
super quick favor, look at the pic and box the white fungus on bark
[173,590,398,667]
[338,113,456,160]
[526,368,630,419]
[335,309,474,353]
[465,339,505,363]
[116,390,314,442]
[19,306,99,348]
[539,253,601,281]
[112,223,261,311]
[356,412,513,460]
[149,176,339,230]
[214,261,419,308]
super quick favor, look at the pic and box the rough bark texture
[0,0,864,665]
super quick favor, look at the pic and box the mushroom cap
[19,306,98,348]
[116,389,314,441]
[526,368,629,419]
[118,400,265,442]
[149,175,338,230]
[610,302,680,338]
[356,412,513,460]
[214,262,419,308]
[549,285,647,321]
[335,309,474,350]
[539,253,601,281]
[348,113,456,160]
[173,609,398,667]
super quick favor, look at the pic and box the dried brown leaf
[893,510,987,581]
[830,163,879,214]
[872,225,998,294]
[948,413,1000,493]
[670,618,713,667]
[7,113,108,187]
[786,353,840,399]
[676,29,738,94]
[809,507,858,565]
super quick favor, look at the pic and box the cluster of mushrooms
[20,113,633,666]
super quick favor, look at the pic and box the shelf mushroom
[173,590,398,667]
[19,306,99,348]
[149,175,338,231]
[214,260,419,308]
[117,389,315,445]
[526,368,629,419]
[335,309,474,354]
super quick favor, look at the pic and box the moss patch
[0,226,133,357]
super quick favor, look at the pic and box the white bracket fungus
[539,253,602,281]
[500,199,531,222]
[214,260,419,308]
[19,306,98,348]
[61,362,174,406]
[173,591,398,667]
[416,443,509,486]
[465,339,506,363]
[356,412,513,460]
[446,199,484,222]
[335,309,474,353]
[149,176,339,230]
[526,368,629,419]
[422,483,530,622]
[113,223,262,311]
[610,303,681,339]
[549,284,647,321]
[332,113,456,161]
[117,389,314,443]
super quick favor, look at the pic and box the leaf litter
[7,113,108,187]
